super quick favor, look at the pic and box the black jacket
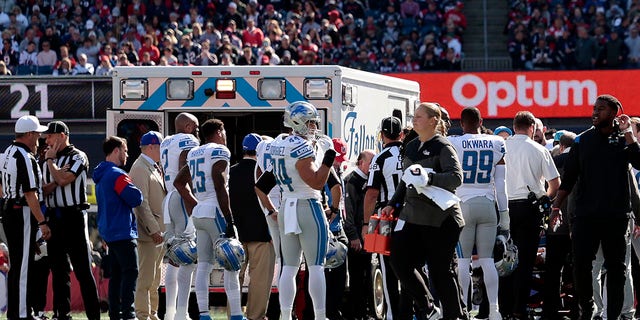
[229,158,271,242]
[343,168,368,241]
[560,127,640,219]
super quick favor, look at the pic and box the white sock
[178,264,196,308]
[479,258,500,306]
[279,265,299,320]
[308,265,327,320]
[165,263,179,320]
[224,269,243,317]
[175,306,188,320]
[458,258,472,304]
[195,262,213,313]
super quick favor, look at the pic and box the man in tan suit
[130,131,166,320]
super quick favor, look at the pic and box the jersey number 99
[462,150,493,184]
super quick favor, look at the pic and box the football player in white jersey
[173,119,243,320]
[448,107,509,320]
[255,101,336,320]
[160,112,200,320]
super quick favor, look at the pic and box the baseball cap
[44,121,70,135]
[381,116,402,137]
[554,130,567,142]
[15,115,48,133]
[494,126,513,136]
[242,133,261,151]
[332,138,348,164]
[140,131,163,146]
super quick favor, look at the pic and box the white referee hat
[16,115,48,133]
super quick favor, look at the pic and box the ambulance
[108,65,420,318]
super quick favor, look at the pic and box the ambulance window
[120,79,148,100]
[167,78,194,100]
[258,78,286,100]
[304,78,331,99]
[116,119,160,172]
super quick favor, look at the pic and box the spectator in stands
[245,0,261,24]
[220,52,234,65]
[195,40,218,65]
[626,26,640,68]
[279,50,296,65]
[52,57,75,75]
[0,7,8,29]
[95,55,114,76]
[243,17,264,49]
[575,25,599,69]
[377,52,397,72]
[178,34,201,65]
[202,22,222,49]
[601,30,629,68]
[381,18,400,45]
[122,41,139,65]
[275,34,299,62]
[260,6,283,31]
[40,26,61,55]
[139,51,155,66]
[18,28,38,53]
[555,30,577,69]
[74,53,94,75]
[396,52,420,72]
[224,2,245,30]
[77,36,100,67]
[379,3,401,28]
[401,0,421,18]
[183,7,204,29]
[11,6,28,33]
[344,0,366,20]
[2,38,18,74]
[161,46,179,66]
[440,47,462,70]
[36,41,57,68]
[531,37,555,69]
[421,49,440,70]
[117,53,134,66]
[444,3,467,31]
[237,46,257,65]
[18,40,37,68]
[139,34,160,64]
[302,13,321,39]
[146,0,169,26]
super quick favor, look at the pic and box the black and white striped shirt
[367,141,404,206]
[42,145,88,208]
[0,142,42,201]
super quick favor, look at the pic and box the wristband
[38,220,47,226]
[363,222,369,225]
[622,126,633,134]
[267,209,277,216]
[45,158,55,162]
[551,207,560,212]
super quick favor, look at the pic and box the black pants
[571,216,629,320]
[499,200,541,318]
[390,216,464,320]
[543,233,575,319]
[31,256,51,315]
[47,207,101,320]
[347,248,372,319]
[3,205,38,320]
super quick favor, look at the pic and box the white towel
[283,198,302,235]
[414,185,461,210]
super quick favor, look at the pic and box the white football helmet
[494,235,518,277]
[284,101,320,138]
[166,237,197,266]
[213,237,246,271]
[325,236,347,269]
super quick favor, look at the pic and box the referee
[0,115,51,320]
[41,121,100,320]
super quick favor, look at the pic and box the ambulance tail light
[216,79,236,99]
[167,78,194,100]
[120,79,148,100]
[258,78,285,100]
[304,78,331,99]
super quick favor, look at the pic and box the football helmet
[494,235,518,277]
[325,236,347,269]
[284,101,320,138]
[166,237,198,266]
[213,237,246,271]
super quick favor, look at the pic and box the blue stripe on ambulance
[139,82,168,110]
[285,80,305,103]
[236,78,271,107]
[183,78,218,107]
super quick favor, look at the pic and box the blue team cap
[140,131,163,146]
[494,126,513,136]
[242,133,262,151]
[554,130,567,142]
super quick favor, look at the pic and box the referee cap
[381,116,402,136]
[16,115,48,133]
[44,121,70,135]
[140,131,163,146]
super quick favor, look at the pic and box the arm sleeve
[625,142,640,170]
[495,164,508,212]
[114,174,144,208]
[430,144,463,192]
[255,170,277,194]
[559,139,580,192]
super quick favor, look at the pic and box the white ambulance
[108,65,420,318]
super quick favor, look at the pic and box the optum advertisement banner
[391,70,640,119]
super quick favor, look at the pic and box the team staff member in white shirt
[448,107,508,320]
[500,111,560,320]
[173,119,243,320]
[160,112,200,320]
[255,101,336,320]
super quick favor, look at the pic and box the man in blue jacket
[93,136,143,320]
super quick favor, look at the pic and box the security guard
[0,115,51,320]
[41,121,100,320]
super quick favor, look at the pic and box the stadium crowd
[0,0,467,76]
[506,0,640,70]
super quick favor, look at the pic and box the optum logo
[451,74,598,116]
